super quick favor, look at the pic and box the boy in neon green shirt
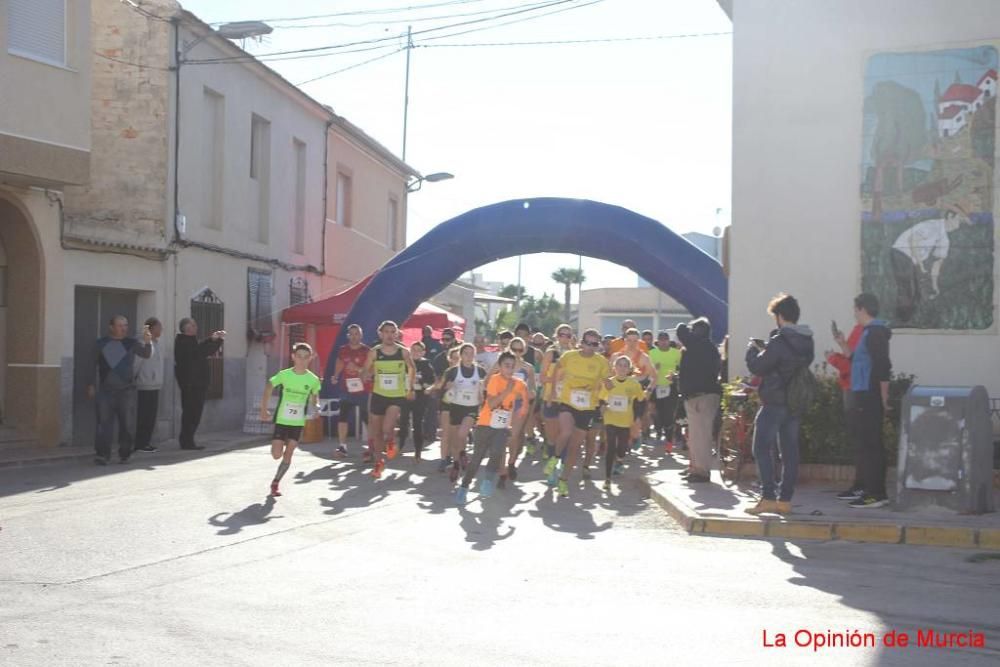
[260,343,321,497]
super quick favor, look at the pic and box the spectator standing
[674,318,722,484]
[174,318,225,450]
[826,321,865,500]
[421,325,443,359]
[133,317,164,453]
[88,315,152,465]
[847,293,892,509]
[745,294,815,515]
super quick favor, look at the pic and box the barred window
[248,268,275,341]
[191,288,224,400]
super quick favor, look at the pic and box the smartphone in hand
[831,320,841,338]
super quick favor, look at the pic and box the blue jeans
[752,404,800,501]
[95,387,136,460]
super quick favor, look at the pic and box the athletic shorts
[449,404,479,425]
[273,423,304,442]
[370,393,407,416]
[542,401,560,419]
[558,403,598,431]
[339,391,369,409]
[591,410,604,427]
[634,399,648,419]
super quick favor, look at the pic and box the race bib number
[281,402,305,421]
[656,384,672,399]
[379,374,400,391]
[457,389,477,405]
[608,395,629,413]
[413,381,423,391]
[490,409,512,429]
[570,389,591,409]
[346,377,364,393]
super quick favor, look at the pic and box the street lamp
[407,171,454,193]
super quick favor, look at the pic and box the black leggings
[604,425,631,479]
[399,392,428,453]
[654,395,679,440]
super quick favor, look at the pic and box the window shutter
[8,0,66,65]
[247,269,275,340]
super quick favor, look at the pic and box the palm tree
[551,267,585,323]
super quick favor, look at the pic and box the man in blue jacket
[846,293,892,508]
[745,294,814,515]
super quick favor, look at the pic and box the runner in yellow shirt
[549,328,611,497]
[598,356,645,493]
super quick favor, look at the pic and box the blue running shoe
[613,462,625,476]
[547,464,560,487]
[454,486,468,505]
[480,476,495,498]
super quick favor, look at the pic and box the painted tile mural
[862,46,996,329]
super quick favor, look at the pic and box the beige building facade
[0,0,92,446]
[578,287,691,337]
[721,0,1000,398]
[39,0,416,448]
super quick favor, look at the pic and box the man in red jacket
[826,323,863,500]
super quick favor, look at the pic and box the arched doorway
[323,198,727,386]
[0,195,45,436]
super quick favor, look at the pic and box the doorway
[73,287,138,447]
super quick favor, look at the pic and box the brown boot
[746,499,779,516]
[775,501,792,515]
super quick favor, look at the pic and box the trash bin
[896,385,995,514]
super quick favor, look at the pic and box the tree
[498,284,526,301]
[551,267,585,323]
[517,293,564,335]
[865,81,927,218]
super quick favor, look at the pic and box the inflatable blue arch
[323,197,727,391]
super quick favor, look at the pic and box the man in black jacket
[174,318,225,450]
[745,294,815,515]
[675,317,722,484]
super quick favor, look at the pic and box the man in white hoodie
[133,317,164,453]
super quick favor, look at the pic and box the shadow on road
[207,496,282,535]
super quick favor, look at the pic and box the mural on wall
[862,46,996,330]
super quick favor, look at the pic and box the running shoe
[612,462,624,476]
[848,495,889,509]
[582,467,592,481]
[631,438,641,451]
[135,445,157,453]
[543,456,558,477]
[480,476,495,498]
[546,464,560,488]
[664,441,674,455]
[449,462,460,483]
[836,487,863,501]
[437,456,451,473]
[334,445,348,459]
[603,479,611,492]
[372,458,385,479]
[557,479,569,498]
[270,483,282,497]
[386,439,398,460]
[454,486,468,505]
[525,442,536,456]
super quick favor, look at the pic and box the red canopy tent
[280,276,464,369]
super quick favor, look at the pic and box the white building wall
[728,0,1000,396]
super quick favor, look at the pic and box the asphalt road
[1,439,999,666]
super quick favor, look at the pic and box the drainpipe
[171,17,182,243]
[322,119,332,277]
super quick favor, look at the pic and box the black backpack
[785,360,818,417]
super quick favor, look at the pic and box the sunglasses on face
[583,340,600,347]
[558,332,571,338]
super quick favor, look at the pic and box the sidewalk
[640,453,1000,551]
[0,431,268,469]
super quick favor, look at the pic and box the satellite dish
[712,226,723,237]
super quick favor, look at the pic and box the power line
[269,0,560,29]
[419,0,604,43]
[184,0,584,65]
[297,48,408,85]
[220,0,498,25]
[94,50,172,70]
[421,30,733,48]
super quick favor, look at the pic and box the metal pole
[515,255,522,319]
[402,26,413,161]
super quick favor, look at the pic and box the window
[288,277,311,347]
[247,268,275,341]
[336,170,352,227]
[202,88,225,230]
[387,197,399,250]
[190,288,225,400]
[292,139,306,253]
[250,115,271,243]
[7,0,65,66]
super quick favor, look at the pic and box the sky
[180,0,733,300]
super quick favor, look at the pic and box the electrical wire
[94,50,172,70]
[297,47,408,85]
[119,0,173,23]
[184,0,585,64]
[418,0,604,43]
[421,30,733,48]
[269,0,560,29]
[213,0,499,25]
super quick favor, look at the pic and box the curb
[0,434,268,470]
[640,475,1000,551]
